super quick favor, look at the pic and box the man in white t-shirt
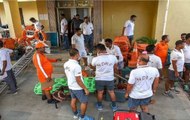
[30,17,45,41]
[91,44,118,111]
[122,15,137,45]
[183,33,190,91]
[164,40,185,98]
[29,17,44,31]
[60,14,69,50]
[146,45,162,74]
[80,16,94,53]
[72,28,87,66]
[181,33,186,42]
[104,38,124,70]
[125,54,159,112]
[64,48,91,120]
[0,41,18,94]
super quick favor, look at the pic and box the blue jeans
[84,33,94,53]
[3,69,17,92]
[62,34,70,50]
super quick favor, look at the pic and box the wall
[18,2,39,26]
[0,3,7,25]
[165,0,190,48]
[103,1,158,40]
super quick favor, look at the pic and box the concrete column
[47,1,57,31]
[3,0,22,38]
[93,0,103,45]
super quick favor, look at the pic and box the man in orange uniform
[33,42,60,104]
[155,35,170,66]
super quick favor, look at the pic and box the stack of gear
[128,42,138,68]
[34,77,96,95]
[2,38,16,50]
[18,25,47,46]
[113,36,130,63]
[34,78,68,95]
[128,37,156,68]
[18,25,36,46]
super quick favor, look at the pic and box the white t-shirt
[72,34,86,52]
[0,48,13,71]
[91,54,118,81]
[128,66,159,99]
[148,54,162,69]
[34,21,42,31]
[123,20,135,36]
[106,45,123,62]
[183,43,190,63]
[64,59,84,90]
[80,22,94,35]
[169,49,184,72]
[61,18,68,34]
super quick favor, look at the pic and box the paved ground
[1,50,190,120]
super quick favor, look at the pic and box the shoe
[173,89,180,94]
[7,91,17,95]
[42,95,47,100]
[95,103,103,111]
[16,87,20,91]
[184,85,190,92]
[47,99,55,104]
[163,91,174,98]
[79,115,94,120]
[73,110,80,119]
[170,87,180,94]
[110,103,118,112]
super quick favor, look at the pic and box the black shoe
[47,99,55,104]
[7,91,17,95]
[42,95,47,100]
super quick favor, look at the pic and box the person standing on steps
[122,15,137,45]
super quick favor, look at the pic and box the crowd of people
[1,13,190,120]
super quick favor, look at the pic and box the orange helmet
[35,42,45,49]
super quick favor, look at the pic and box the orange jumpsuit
[33,52,57,90]
[155,41,168,66]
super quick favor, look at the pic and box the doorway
[56,7,92,47]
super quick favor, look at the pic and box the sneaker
[7,91,17,95]
[110,103,118,112]
[163,91,174,98]
[16,87,20,91]
[184,85,190,92]
[42,95,47,101]
[73,110,80,119]
[173,89,180,94]
[170,87,180,94]
[79,115,94,120]
[47,99,55,104]
[95,103,103,111]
